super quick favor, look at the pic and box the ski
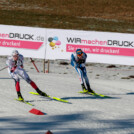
[78,91,111,98]
[29,92,69,103]
[15,98,34,106]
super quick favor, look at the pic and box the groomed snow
[0,57,134,134]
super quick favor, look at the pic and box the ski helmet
[76,49,82,55]
[76,49,83,57]
[12,50,19,56]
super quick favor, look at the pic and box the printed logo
[0,32,44,50]
[66,36,134,57]
[48,36,61,50]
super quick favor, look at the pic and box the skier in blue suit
[71,49,94,93]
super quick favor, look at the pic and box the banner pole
[30,58,39,73]
[43,59,45,73]
[47,60,50,73]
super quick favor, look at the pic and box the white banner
[0,25,134,65]
[46,28,134,65]
[0,25,46,59]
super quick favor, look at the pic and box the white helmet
[12,50,19,56]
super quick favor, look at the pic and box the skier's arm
[85,53,87,63]
[79,53,87,68]
[6,57,17,72]
[21,55,24,68]
[71,54,79,68]
[18,55,24,68]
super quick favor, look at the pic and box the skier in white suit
[6,50,48,101]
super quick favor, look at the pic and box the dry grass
[0,0,134,33]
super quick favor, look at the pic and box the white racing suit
[6,54,42,98]
[6,54,31,84]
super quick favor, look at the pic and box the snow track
[0,61,134,134]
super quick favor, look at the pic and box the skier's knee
[13,77,20,83]
[26,77,31,84]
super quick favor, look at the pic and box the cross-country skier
[6,50,48,101]
[71,49,95,93]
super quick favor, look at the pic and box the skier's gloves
[11,66,17,72]
[79,64,85,68]
[20,65,23,68]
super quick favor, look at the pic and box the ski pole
[30,58,39,73]
[0,66,8,71]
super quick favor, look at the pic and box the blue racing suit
[71,52,90,88]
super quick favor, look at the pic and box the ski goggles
[13,54,18,58]
[77,52,83,57]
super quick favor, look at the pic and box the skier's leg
[15,80,24,100]
[75,67,87,91]
[29,80,48,96]
[30,80,48,97]
[10,71,24,100]
[18,68,48,97]
[82,67,94,93]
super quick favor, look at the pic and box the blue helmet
[76,49,82,55]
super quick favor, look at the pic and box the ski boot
[17,92,24,101]
[81,83,88,92]
[87,85,95,93]
[36,88,48,97]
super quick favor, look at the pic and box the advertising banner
[46,29,134,65]
[1,25,134,65]
[0,25,46,59]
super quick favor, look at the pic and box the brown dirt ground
[0,0,134,33]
